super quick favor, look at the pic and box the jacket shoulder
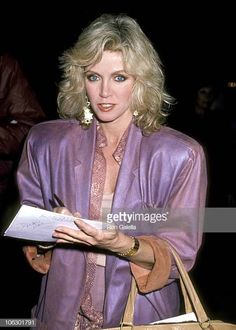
[146,126,203,152]
[26,119,82,145]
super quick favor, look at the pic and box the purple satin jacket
[17,119,207,330]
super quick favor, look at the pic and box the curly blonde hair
[57,14,174,134]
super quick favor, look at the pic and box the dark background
[1,0,235,325]
[1,1,235,119]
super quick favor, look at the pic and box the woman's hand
[52,208,132,253]
[52,207,155,270]
[22,245,52,274]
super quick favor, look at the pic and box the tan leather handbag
[103,245,236,329]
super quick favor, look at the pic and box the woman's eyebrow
[84,69,127,75]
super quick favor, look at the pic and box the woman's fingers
[53,224,96,245]
[53,218,119,249]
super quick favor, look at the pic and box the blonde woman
[18,14,207,329]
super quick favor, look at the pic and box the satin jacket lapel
[112,124,142,210]
[74,121,97,217]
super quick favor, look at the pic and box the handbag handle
[122,244,209,325]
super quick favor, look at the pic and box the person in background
[0,52,46,216]
[0,52,46,319]
[17,14,207,329]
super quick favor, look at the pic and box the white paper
[150,312,197,324]
[4,204,103,242]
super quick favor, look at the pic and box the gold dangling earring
[82,96,93,126]
[133,110,138,117]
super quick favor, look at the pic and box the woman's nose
[99,80,111,98]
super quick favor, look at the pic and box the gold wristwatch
[117,236,140,257]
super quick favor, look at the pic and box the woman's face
[84,51,135,125]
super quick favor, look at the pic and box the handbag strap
[168,245,209,322]
[122,244,209,325]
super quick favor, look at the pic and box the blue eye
[87,74,99,81]
[115,75,126,82]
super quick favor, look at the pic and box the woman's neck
[99,114,132,147]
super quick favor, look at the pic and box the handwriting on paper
[4,204,102,242]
